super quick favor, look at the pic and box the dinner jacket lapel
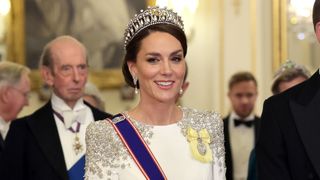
[27,102,68,180]
[290,71,320,178]
[0,134,4,152]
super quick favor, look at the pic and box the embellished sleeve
[84,120,128,180]
[210,112,226,180]
[181,107,226,179]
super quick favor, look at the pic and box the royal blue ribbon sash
[68,155,85,180]
[109,113,167,180]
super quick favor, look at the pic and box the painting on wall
[7,0,147,89]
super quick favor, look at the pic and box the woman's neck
[128,102,182,126]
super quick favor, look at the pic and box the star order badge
[73,134,83,155]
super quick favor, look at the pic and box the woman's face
[128,31,186,104]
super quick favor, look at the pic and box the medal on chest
[53,110,84,155]
[73,133,83,155]
[187,127,213,163]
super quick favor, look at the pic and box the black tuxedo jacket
[223,115,260,180]
[257,71,320,180]
[0,101,112,180]
[0,134,3,156]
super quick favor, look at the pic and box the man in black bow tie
[223,71,260,180]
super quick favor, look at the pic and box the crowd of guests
[1,1,320,179]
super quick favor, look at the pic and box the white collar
[0,115,11,139]
[51,93,87,128]
[51,93,86,112]
[230,111,255,121]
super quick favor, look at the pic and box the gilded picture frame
[272,0,320,73]
[272,0,288,71]
[6,0,147,90]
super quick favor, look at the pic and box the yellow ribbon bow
[186,127,213,163]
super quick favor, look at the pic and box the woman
[85,6,225,180]
[271,60,310,95]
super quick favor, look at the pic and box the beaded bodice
[85,107,225,179]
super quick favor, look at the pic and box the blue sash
[68,155,85,180]
[109,113,167,180]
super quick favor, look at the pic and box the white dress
[85,107,226,180]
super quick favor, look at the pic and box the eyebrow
[145,49,183,57]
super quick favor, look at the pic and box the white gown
[85,107,226,180]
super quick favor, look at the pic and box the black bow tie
[234,119,254,127]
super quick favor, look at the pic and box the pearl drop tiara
[124,6,184,49]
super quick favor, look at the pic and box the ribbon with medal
[187,127,213,163]
[53,110,83,155]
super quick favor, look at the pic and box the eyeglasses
[11,86,30,99]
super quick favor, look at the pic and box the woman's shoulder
[86,118,128,148]
[86,119,113,138]
[85,119,130,178]
[179,107,223,136]
[181,106,223,124]
[180,107,225,165]
[86,119,121,152]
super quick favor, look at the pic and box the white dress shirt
[229,111,255,180]
[0,116,11,140]
[51,93,94,170]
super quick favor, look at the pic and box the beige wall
[18,0,275,118]
[182,0,273,117]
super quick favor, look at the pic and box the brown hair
[122,24,187,88]
[313,0,320,31]
[271,69,309,94]
[228,71,257,90]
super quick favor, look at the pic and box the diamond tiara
[124,6,184,49]
[273,60,310,79]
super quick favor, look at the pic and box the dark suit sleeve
[256,99,291,180]
[223,117,233,180]
[0,118,28,179]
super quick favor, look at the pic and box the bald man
[1,36,112,180]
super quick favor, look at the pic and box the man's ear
[40,66,54,86]
[315,22,320,43]
[127,61,137,77]
[0,87,10,103]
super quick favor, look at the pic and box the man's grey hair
[0,61,30,89]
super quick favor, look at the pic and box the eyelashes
[145,55,183,64]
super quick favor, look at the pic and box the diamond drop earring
[133,77,138,94]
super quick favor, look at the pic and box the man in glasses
[0,61,30,155]
[1,36,112,180]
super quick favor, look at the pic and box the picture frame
[272,0,287,72]
[272,0,319,73]
[6,0,147,90]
